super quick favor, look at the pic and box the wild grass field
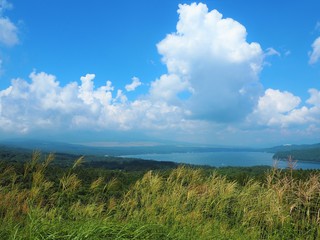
[0,152,320,239]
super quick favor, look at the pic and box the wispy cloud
[125,77,141,92]
[265,47,281,57]
[309,37,320,64]
[0,0,18,47]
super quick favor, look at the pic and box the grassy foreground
[1,153,320,239]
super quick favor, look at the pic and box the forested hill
[273,148,320,162]
[0,145,178,171]
[266,143,320,153]
[266,143,320,162]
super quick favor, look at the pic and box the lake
[122,151,320,169]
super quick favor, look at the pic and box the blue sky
[0,0,320,147]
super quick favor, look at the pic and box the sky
[0,0,320,147]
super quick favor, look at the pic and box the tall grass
[0,153,320,239]
[118,166,320,239]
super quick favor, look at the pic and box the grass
[0,152,320,239]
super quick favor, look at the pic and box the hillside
[0,145,178,171]
[273,148,320,162]
[266,143,320,162]
[1,152,320,239]
[266,143,320,153]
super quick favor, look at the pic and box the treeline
[1,146,318,185]
[0,145,179,170]
[274,148,320,162]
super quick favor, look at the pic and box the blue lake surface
[122,151,320,169]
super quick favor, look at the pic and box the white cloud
[155,2,264,122]
[125,77,141,92]
[0,71,193,134]
[249,88,302,127]
[115,89,128,103]
[248,88,320,128]
[307,88,320,106]
[309,37,320,64]
[0,17,18,47]
[258,89,301,114]
[79,73,96,105]
[265,47,280,57]
[0,0,18,73]
[149,74,192,102]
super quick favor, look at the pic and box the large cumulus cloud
[155,3,264,122]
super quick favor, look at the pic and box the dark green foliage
[0,145,179,171]
[274,148,320,162]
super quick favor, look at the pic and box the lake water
[122,151,320,169]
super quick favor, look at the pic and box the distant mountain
[0,139,260,156]
[1,139,103,155]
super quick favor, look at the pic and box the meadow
[0,152,320,239]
